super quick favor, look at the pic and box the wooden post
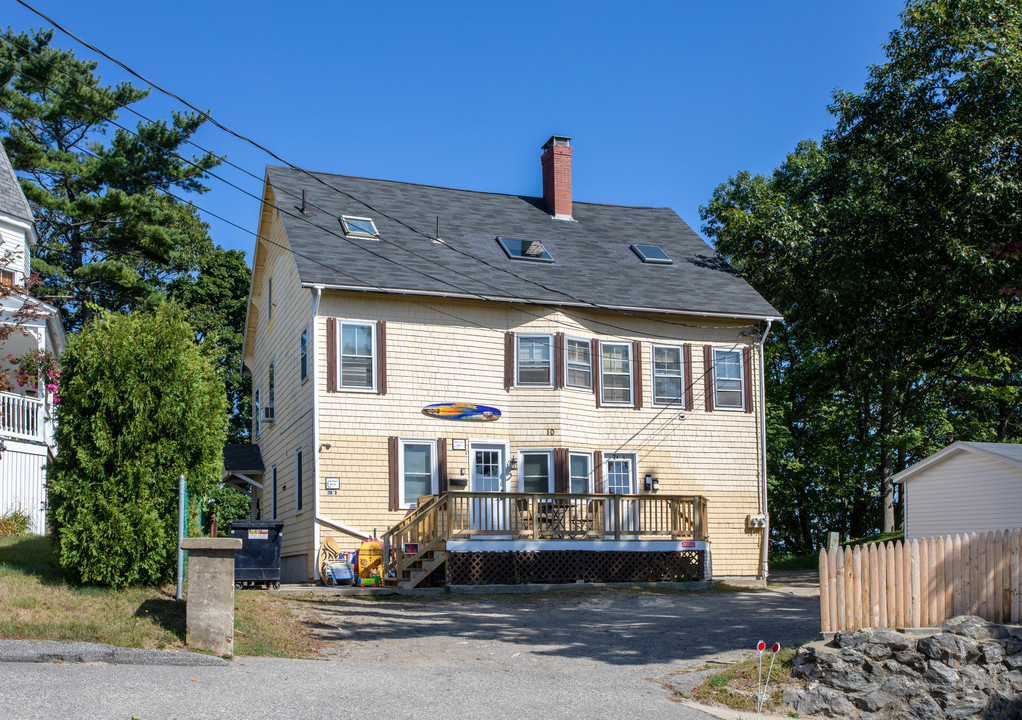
[613,496,621,541]
[877,543,887,628]
[885,542,896,627]
[991,530,1002,624]
[895,541,905,628]
[844,546,855,630]
[835,547,845,632]
[943,536,953,623]
[828,546,839,631]
[919,539,929,627]
[910,539,921,628]
[820,549,830,633]
[1010,529,1020,624]
[935,536,945,624]
[852,545,863,630]
[956,534,966,617]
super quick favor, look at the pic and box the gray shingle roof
[266,167,781,320]
[223,444,265,474]
[0,142,34,223]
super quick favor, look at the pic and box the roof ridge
[265,165,667,212]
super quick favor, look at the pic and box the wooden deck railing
[0,391,44,442]
[383,492,707,580]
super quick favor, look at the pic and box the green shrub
[47,305,227,587]
[0,507,32,536]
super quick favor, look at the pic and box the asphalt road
[0,581,819,720]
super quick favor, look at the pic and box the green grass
[771,530,904,571]
[0,535,319,658]
[690,645,806,713]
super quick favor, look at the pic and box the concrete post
[179,537,242,656]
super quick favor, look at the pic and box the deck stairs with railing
[382,491,708,589]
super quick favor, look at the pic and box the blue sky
[5,1,906,263]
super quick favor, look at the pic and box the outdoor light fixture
[509,457,519,470]
[644,473,659,492]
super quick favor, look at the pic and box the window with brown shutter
[742,346,753,413]
[554,448,569,493]
[593,450,603,493]
[703,345,713,412]
[437,438,448,493]
[632,340,643,410]
[554,333,565,389]
[504,332,514,390]
[591,338,601,408]
[377,320,387,395]
[683,344,694,411]
[326,319,337,392]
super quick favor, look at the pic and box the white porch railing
[0,391,45,442]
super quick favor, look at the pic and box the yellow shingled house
[228,136,781,586]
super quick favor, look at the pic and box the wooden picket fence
[818,529,1022,633]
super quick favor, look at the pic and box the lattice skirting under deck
[447,550,705,585]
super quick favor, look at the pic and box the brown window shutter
[632,340,643,409]
[388,436,399,511]
[554,448,569,493]
[703,345,714,412]
[683,344,694,411]
[592,338,601,407]
[743,346,753,413]
[504,332,515,390]
[554,332,565,389]
[437,438,448,494]
[326,318,337,392]
[593,450,603,493]
[376,321,387,395]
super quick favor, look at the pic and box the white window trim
[300,326,309,383]
[341,215,380,239]
[336,319,378,392]
[468,439,511,493]
[517,449,555,494]
[712,347,746,411]
[569,451,594,494]
[264,360,276,422]
[599,341,634,407]
[651,343,685,407]
[602,452,638,494]
[516,333,555,388]
[295,448,304,513]
[564,335,593,391]
[253,387,261,439]
[398,438,438,509]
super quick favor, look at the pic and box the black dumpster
[229,520,284,589]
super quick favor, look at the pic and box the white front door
[605,453,638,533]
[470,443,509,531]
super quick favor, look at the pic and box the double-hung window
[299,327,308,382]
[253,388,261,438]
[652,345,684,406]
[264,362,276,421]
[600,342,633,406]
[713,348,744,410]
[399,439,437,509]
[565,337,592,390]
[340,321,376,390]
[569,452,592,494]
[517,334,553,387]
[519,451,554,493]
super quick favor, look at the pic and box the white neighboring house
[0,143,66,535]
[893,441,1022,540]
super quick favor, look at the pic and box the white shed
[894,442,1022,539]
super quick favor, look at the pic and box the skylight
[497,237,554,263]
[631,244,672,264]
[341,216,379,239]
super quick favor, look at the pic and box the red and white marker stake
[755,642,782,718]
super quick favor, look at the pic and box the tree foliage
[0,28,220,331]
[702,0,1022,552]
[47,305,227,587]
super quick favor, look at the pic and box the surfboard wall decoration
[422,403,501,421]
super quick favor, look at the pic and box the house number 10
[546,428,555,436]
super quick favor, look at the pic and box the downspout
[310,286,323,581]
[758,319,773,580]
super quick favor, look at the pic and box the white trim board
[446,539,705,552]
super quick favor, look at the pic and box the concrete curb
[0,640,230,666]
[676,697,795,720]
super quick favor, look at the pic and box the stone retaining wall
[786,615,1022,719]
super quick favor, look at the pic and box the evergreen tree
[48,305,227,587]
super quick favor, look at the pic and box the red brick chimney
[541,135,573,220]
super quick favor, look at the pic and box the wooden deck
[383,492,708,587]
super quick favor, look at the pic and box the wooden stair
[384,545,448,588]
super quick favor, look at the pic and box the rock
[986,694,1022,720]
[941,615,1010,641]
[855,688,898,712]
[941,691,988,719]
[863,659,886,678]
[863,642,892,659]
[882,660,921,679]
[924,660,961,685]
[895,650,926,668]
[959,665,991,691]
[981,642,1006,665]
[1005,634,1022,656]
[1003,652,1022,670]
[908,693,946,719]
[823,664,872,692]
[918,633,980,667]
[834,630,869,651]
[1003,670,1022,691]
[868,628,916,651]
[881,674,927,697]
[785,687,856,717]
[840,647,862,663]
